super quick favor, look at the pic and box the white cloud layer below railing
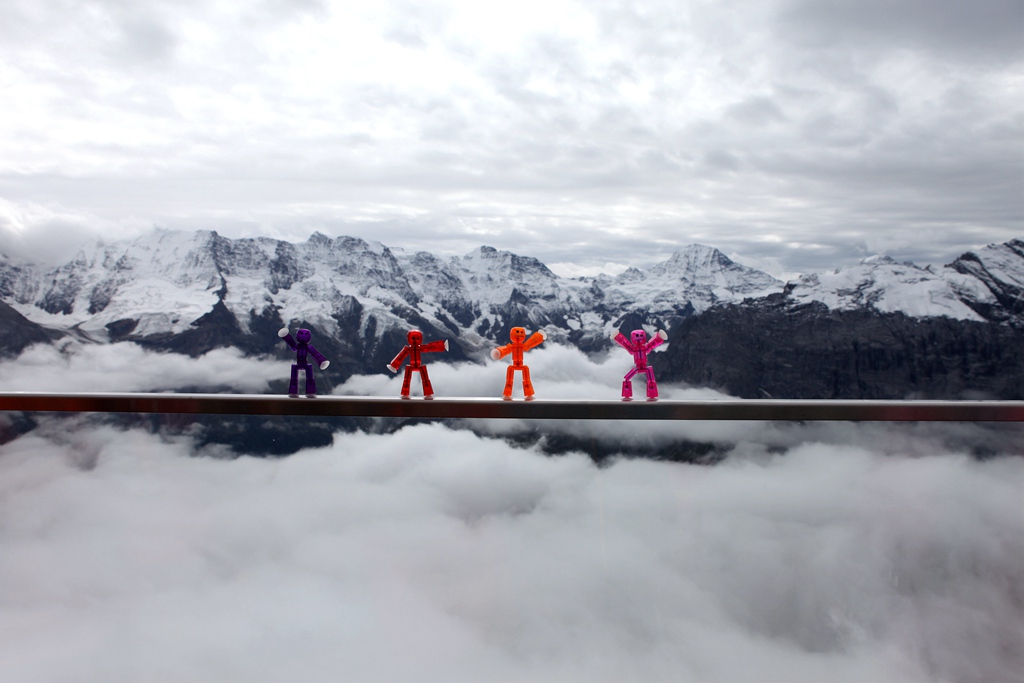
[0,421,1021,683]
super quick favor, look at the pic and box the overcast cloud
[1,422,1021,682]
[0,0,1020,272]
[0,341,280,393]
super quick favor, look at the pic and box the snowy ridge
[1,231,1022,361]
[0,231,786,355]
[785,240,1024,324]
[787,256,987,321]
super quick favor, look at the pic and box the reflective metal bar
[1,392,1023,421]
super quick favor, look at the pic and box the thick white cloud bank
[1,422,1022,683]
[0,341,280,393]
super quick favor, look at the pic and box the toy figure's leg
[622,367,638,400]
[401,366,413,397]
[419,366,434,397]
[644,366,658,400]
[289,364,300,396]
[503,366,516,398]
[521,365,534,398]
[305,364,317,396]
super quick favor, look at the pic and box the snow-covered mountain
[1,230,1022,396]
[0,230,783,362]
[661,239,1024,401]
[785,240,1024,323]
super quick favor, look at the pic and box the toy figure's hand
[387,364,399,373]
[278,327,289,338]
[610,330,620,341]
[444,340,449,351]
[320,360,330,370]
[538,330,547,340]
[657,330,668,340]
[490,348,501,360]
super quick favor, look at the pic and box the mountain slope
[662,296,1024,400]
[657,239,1024,400]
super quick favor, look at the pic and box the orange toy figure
[388,330,449,398]
[490,326,546,399]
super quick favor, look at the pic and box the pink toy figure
[278,327,330,397]
[612,328,668,400]
[491,326,546,399]
[387,330,449,398]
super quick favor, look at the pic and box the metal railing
[1,392,1023,421]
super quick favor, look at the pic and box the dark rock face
[0,300,64,357]
[105,318,139,342]
[948,239,1024,325]
[662,296,1024,399]
[39,257,86,315]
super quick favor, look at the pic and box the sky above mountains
[0,0,1021,274]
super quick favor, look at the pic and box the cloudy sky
[0,0,1021,273]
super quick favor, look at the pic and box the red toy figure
[490,326,546,399]
[612,328,668,400]
[387,330,449,398]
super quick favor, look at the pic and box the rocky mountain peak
[946,239,1024,323]
[661,244,732,272]
[460,246,557,279]
[646,243,781,297]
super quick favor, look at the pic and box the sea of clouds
[1,341,1022,682]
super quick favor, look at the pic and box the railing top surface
[1,392,1023,422]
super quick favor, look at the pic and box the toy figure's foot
[306,393,317,398]
[502,395,512,401]
[621,395,632,402]
[646,396,658,402]
[525,395,534,401]
[423,394,434,400]
[288,393,299,398]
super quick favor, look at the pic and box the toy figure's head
[510,327,527,343]
[407,330,423,345]
[631,329,647,345]
[296,328,312,344]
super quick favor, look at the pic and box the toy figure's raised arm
[308,345,330,370]
[645,329,668,352]
[422,339,449,354]
[388,345,411,372]
[523,330,546,351]
[612,331,633,351]
[278,327,297,351]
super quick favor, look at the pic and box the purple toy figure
[278,327,330,397]
[387,330,449,398]
[612,328,668,401]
